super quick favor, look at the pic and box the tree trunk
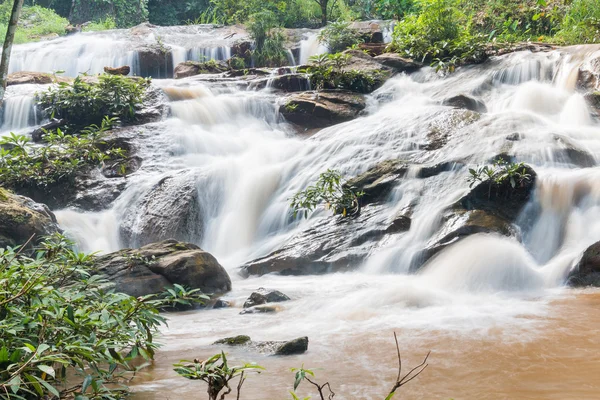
[320,0,328,26]
[0,0,25,106]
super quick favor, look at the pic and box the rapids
[3,35,600,398]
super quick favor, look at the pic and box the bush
[0,117,123,190]
[83,16,117,32]
[0,233,206,399]
[36,74,150,128]
[248,11,289,67]
[290,169,364,218]
[0,5,68,44]
[390,0,486,70]
[317,21,363,53]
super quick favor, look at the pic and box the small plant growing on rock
[468,159,531,198]
[290,169,364,218]
[173,352,264,400]
[303,53,383,93]
[290,366,335,400]
[317,21,364,53]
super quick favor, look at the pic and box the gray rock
[442,94,488,113]
[243,288,291,308]
[275,337,309,355]
[374,53,423,73]
[95,239,231,297]
[568,241,600,287]
[239,305,280,314]
[213,335,251,346]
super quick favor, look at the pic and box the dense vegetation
[0,234,206,399]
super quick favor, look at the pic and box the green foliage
[0,4,68,44]
[0,233,207,399]
[148,0,210,26]
[69,0,148,28]
[318,21,363,53]
[248,11,289,67]
[555,0,600,44]
[290,169,364,218]
[302,53,385,93]
[228,56,247,70]
[0,117,122,190]
[373,0,417,19]
[390,0,487,70]
[36,74,149,128]
[467,160,532,198]
[290,365,334,400]
[83,16,117,32]
[174,352,264,400]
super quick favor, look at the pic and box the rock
[95,239,231,297]
[577,56,600,91]
[568,241,600,287]
[250,73,311,92]
[213,299,231,309]
[239,305,280,314]
[374,53,423,73]
[174,61,229,79]
[119,169,203,247]
[104,66,131,76]
[345,160,408,204]
[6,71,62,86]
[442,94,488,113]
[31,119,67,142]
[138,45,173,79]
[358,43,388,56]
[280,90,366,129]
[65,24,82,35]
[213,335,251,346]
[458,164,537,222]
[552,135,596,167]
[275,337,309,355]
[243,288,290,308]
[101,156,142,178]
[134,84,169,125]
[424,109,481,150]
[0,189,60,248]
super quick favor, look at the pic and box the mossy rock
[213,335,252,346]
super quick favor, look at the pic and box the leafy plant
[248,11,289,67]
[36,74,150,128]
[290,366,335,400]
[302,53,384,93]
[467,160,532,198]
[290,169,364,218]
[174,352,264,400]
[317,21,363,53]
[0,117,124,191]
[0,233,207,399]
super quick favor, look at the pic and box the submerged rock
[213,335,252,346]
[0,189,60,248]
[239,305,280,314]
[567,241,600,287]
[280,90,366,129]
[174,60,229,79]
[243,288,291,308]
[95,239,231,297]
[212,335,309,355]
[442,94,488,113]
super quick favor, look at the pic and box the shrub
[317,21,363,53]
[0,4,68,44]
[555,0,600,44]
[390,0,487,70]
[36,74,150,128]
[290,169,364,218]
[248,11,289,67]
[467,159,532,198]
[0,233,207,399]
[0,117,123,190]
[83,16,117,32]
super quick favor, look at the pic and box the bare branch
[387,333,431,399]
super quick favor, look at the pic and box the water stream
[4,37,600,398]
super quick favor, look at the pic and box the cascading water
[7,42,600,398]
[298,31,328,64]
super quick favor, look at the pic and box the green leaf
[81,374,93,393]
[38,365,56,378]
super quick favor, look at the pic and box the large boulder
[137,45,173,79]
[577,55,600,91]
[374,53,423,73]
[280,90,366,129]
[345,160,408,204]
[567,241,600,287]
[442,94,488,113]
[95,239,231,297]
[7,71,53,86]
[104,66,131,76]
[243,288,290,308]
[0,189,60,248]
[249,73,311,92]
[119,170,203,248]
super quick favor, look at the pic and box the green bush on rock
[317,21,363,53]
[0,234,207,399]
[36,74,150,128]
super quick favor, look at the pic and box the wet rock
[31,119,67,142]
[95,239,231,297]
[133,84,169,125]
[174,60,229,79]
[577,56,600,91]
[241,205,406,276]
[101,156,142,178]
[275,337,309,355]
[485,42,554,58]
[280,90,366,129]
[0,189,60,248]
[119,169,203,247]
[374,53,423,73]
[104,66,131,76]
[358,43,387,56]
[250,73,311,92]
[342,49,393,85]
[239,305,280,314]
[424,109,481,150]
[552,136,596,168]
[214,335,251,346]
[138,45,173,79]
[213,299,231,309]
[506,132,523,141]
[6,71,67,86]
[345,160,408,204]
[65,24,82,35]
[243,288,290,308]
[567,241,600,287]
[442,94,488,113]
[458,164,537,222]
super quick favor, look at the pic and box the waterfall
[298,31,328,64]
